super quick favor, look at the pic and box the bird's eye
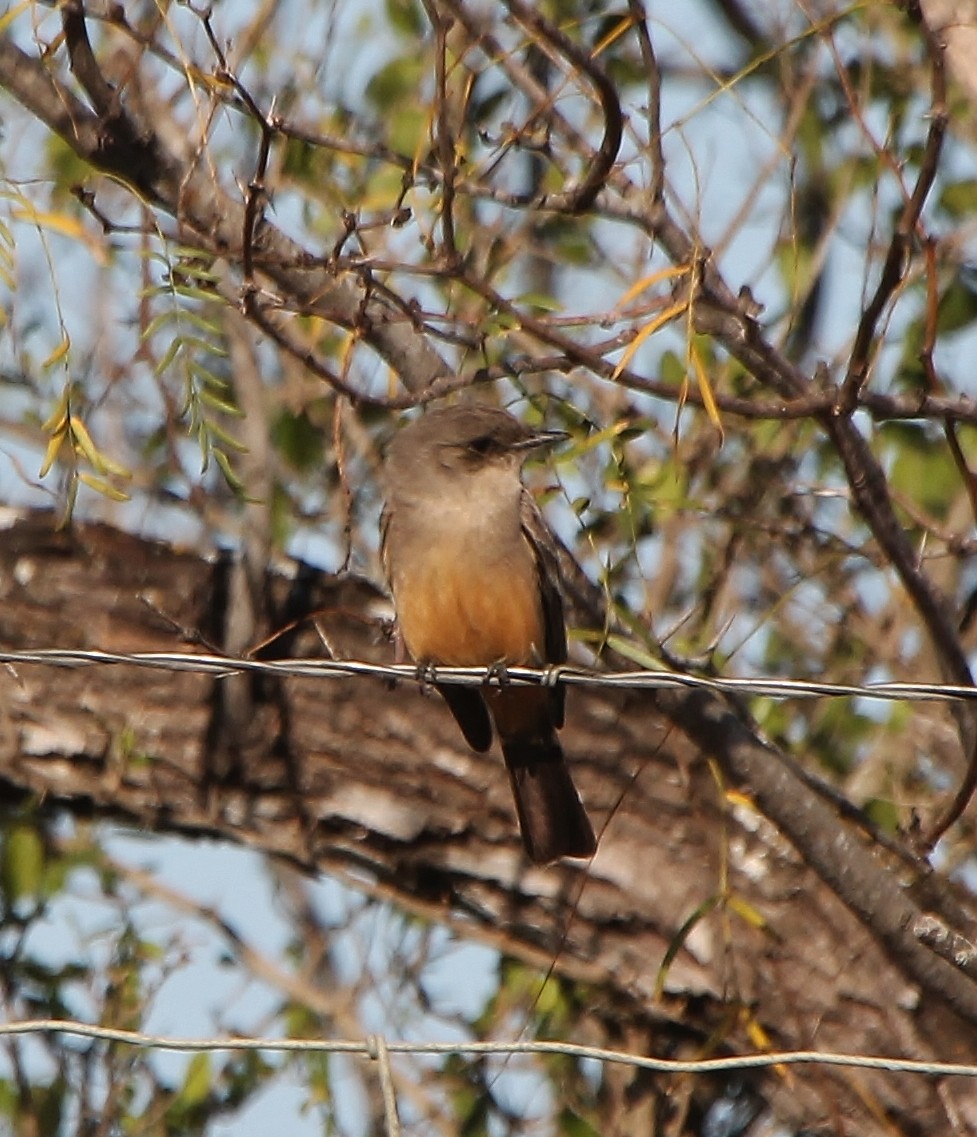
[467,435,495,455]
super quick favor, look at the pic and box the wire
[1,647,976,704]
[2,1019,976,1079]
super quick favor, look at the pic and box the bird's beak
[515,428,570,453]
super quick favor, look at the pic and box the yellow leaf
[38,427,67,478]
[742,1010,792,1083]
[10,206,106,263]
[41,387,71,433]
[744,1014,773,1050]
[42,336,71,370]
[0,0,30,36]
[41,30,65,60]
[724,789,756,812]
[69,416,107,474]
[10,207,88,242]
[727,893,769,931]
[77,472,130,502]
[563,419,634,456]
[73,419,130,478]
[97,452,133,479]
[617,264,689,310]
[188,66,235,91]
[415,102,436,180]
[690,342,724,442]
[612,299,687,379]
[593,14,633,58]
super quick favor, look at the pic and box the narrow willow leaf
[179,335,228,359]
[603,633,664,671]
[655,894,721,999]
[77,472,131,502]
[186,359,230,391]
[170,284,222,304]
[141,310,180,340]
[10,206,88,242]
[727,893,770,931]
[206,418,248,451]
[0,2,32,37]
[154,338,184,376]
[197,387,242,417]
[690,341,724,442]
[38,427,67,477]
[612,299,688,379]
[41,387,71,433]
[69,416,107,474]
[212,448,244,490]
[616,263,689,309]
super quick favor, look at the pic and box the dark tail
[501,734,596,864]
[437,683,493,752]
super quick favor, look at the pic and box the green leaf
[366,56,424,110]
[170,284,222,304]
[656,894,721,998]
[197,388,241,417]
[516,292,563,313]
[304,1051,332,1107]
[939,179,977,219]
[864,797,901,834]
[272,409,326,472]
[170,258,220,284]
[180,1053,212,1108]
[557,1107,601,1137]
[2,822,44,907]
[206,418,248,451]
[35,1078,67,1137]
[603,634,663,670]
[659,349,685,385]
[385,0,424,35]
[213,448,245,491]
[878,422,960,521]
[153,336,183,376]
[179,335,228,360]
[191,366,236,402]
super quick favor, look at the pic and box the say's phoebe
[381,404,596,863]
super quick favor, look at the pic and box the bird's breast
[391,525,545,667]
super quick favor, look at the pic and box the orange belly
[396,548,544,667]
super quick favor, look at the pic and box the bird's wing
[520,488,567,727]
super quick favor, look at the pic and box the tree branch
[0,32,448,397]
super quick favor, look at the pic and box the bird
[380,403,596,863]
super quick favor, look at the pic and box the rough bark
[1,509,976,1133]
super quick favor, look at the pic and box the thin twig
[502,0,623,212]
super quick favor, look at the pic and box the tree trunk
[1,509,975,1132]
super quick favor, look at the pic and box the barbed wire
[3,646,977,704]
[4,1017,977,1078]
